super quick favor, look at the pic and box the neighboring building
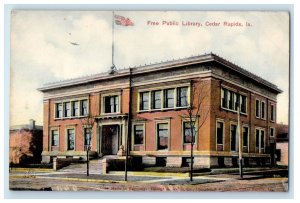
[275,123,289,166]
[38,53,282,168]
[9,119,43,164]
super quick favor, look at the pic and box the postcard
[9,10,289,192]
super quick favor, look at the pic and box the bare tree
[179,79,216,181]
[79,113,97,176]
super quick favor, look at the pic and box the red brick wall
[210,79,275,154]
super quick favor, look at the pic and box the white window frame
[65,127,76,151]
[54,102,63,119]
[182,118,198,146]
[240,94,247,114]
[101,92,121,115]
[242,125,250,152]
[261,101,266,120]
[151,90,163,110]
[230,122,238,152]
[216,119,225,151]
[255,127,266,154]
[49,128,60,150]
[255,99,261,118]
[220,86,247,115]
[137,84,190,112]
[270,103,276,122]
[177,86,189,108]
[131,122,146,150]
[155,120,170,151]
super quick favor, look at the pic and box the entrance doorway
[101,125,120,155]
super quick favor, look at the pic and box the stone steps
[59,155,119,174]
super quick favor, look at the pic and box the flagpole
[112,11,115,68]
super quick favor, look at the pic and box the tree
[179,79,216,181]
[79,113,97,176]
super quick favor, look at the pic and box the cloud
[10,11,290,125]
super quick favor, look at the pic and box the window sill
[221,107,247,115]
[54,115,89,120]
[137,106,189,113]
[101,112,121,116]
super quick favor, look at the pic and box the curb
[10,168,53,173]
[10,175,128,184]
[108,171,189,177]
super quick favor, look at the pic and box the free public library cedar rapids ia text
[147,20,251,27]
[38,53,281,168]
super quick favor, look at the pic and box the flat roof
[38,53,282,93]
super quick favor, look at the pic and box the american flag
[114,14,134,26]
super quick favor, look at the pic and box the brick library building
[38,53,282,168]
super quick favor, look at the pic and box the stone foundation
[166,157,182,167]
[224,157,232,167]
[194,157,218,168]
[142,156,156,166]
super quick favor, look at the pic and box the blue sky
[10,11,289,125]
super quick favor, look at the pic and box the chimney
[29,119,36,130]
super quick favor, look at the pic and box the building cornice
[38,53,282,94]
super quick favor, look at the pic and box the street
[9,169,288,192]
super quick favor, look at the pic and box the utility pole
[237,104,243,179]
[125,68,132,181]
[86,145,89,176]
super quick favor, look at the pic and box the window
[164,89,175,108]
[221,87,247,113]
[138,86,190,112]
[133,125,144,145]
[81,100,88,116]
[51,130,59,147]
[261,101,266,119]
[152,90,162,109]
[55,103,62,118]
[67,129,75,150]
[270,127,275,137]
[243,126,249,147]
[64,102,71,117]
[104,95,119,113]
[221,88,228,108]
[240,95,247,113]
[234,93,238,111]
[183,122,195,144]
[261,130,265,149]
[177,87,188,107]
[55,99,88,119]
[72,101,79,117]
[140,92,149,110]
[255,100,260,118]
[230,124,237,151]
[270,104,275,121]
[216,121,224,145]
[255,129,260,148]
[84,128,92,147]
[228,91,234,109]
[255,128,265,153]
[157,123,168,150]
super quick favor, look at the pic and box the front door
[101,125,119,155]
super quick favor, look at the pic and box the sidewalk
[9,166,287,186]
